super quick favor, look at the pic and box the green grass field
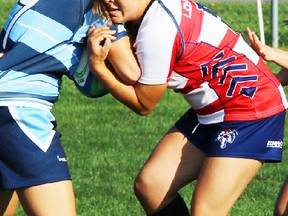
[1,1,288,215]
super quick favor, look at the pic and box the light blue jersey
[0,0,126,111]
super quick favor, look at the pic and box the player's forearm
[270,48,288,69]
[89,62,149,115]
[108,37,141,85]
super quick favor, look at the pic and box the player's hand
[246,27,274,62]
[0,52,5,58]
[87,26,116,65]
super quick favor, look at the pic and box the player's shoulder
[32,0,92,31]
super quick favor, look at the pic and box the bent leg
[17,180,76,216]
[191,157,263,216]
[134,126,205,215]
[0,190,19,216]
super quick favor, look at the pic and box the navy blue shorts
[175,108,286,162]
[0,106,71,190]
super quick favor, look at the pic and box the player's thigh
[137,126,205,194]
[191,157,263,216]
[0,190,19,216]
[17,180,76,216]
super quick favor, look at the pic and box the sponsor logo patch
[266,140,283,149]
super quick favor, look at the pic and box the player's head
[100,0,152,24]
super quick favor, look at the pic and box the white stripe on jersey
[0,99,53,112]
[197,109,225,124]
[168,71,188,89]
[278,85,288,109]
[233,37,260,65]
[184,81,219,110]
[198,13,227,47]
[3,4,34,49]
[19,0,39,6]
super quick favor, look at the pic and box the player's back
[0,0,95,110]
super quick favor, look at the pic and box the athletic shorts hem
[206,154,282,163]
[1,176,72,190]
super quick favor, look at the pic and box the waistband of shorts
[0,99,52,111]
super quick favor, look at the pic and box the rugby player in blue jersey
[0,0,140,215]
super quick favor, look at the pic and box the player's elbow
[112,60,141,85]
[123,68,141,85]
[131,70,141,83]
[133,106,153,116]
[138,110,152,116]
[135,110,151,116]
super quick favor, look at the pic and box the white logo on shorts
[266,140,283,149]
[217,129,238,149]
[57,155,67,162]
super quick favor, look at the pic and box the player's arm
[87,26,167,115]
[246,27,288,86]
[108,34,140,85]
[246,27,288,69]
[88,26,140,85]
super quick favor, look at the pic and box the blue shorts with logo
[175,108,286,162]
[0,106,71,190]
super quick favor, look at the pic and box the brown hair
[93,0,110,21]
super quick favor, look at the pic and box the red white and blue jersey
[135,0,287,124]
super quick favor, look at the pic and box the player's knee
[134,172,148,198]
[191,197,231,216]
[191,203,223,216]
[274,203,288,216]
[134,170,158,199]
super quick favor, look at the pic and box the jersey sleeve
[135,4,177,85]
[110,23,128,42]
